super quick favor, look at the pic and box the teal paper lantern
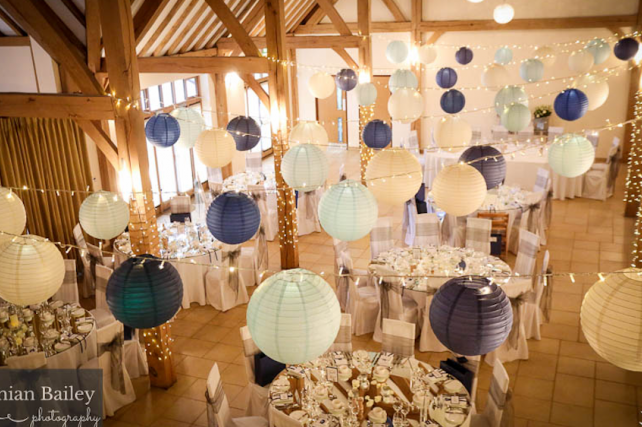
[548,133,595,178]
[500,103,531,132]
[247,268,341,364]
[494,47,513,65]
[494,85,528,115]
[586,38,610,65]
[386,41,409,64]
[389,69,418,93]
[519,59,544,83]
[318,179,378,242]
[282,144,329,191]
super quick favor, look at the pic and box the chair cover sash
[381,333,414,358]
[540,267,553,323]
[223,248,242,297]
[242,332,261,357]
[489,376,511,409]
[205,381,225,427]
[98,331,126,394]
[378,279,403,327]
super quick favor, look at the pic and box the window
[245,81,272,154]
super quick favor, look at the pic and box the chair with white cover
[248,184,278,242]
[271,408,303,427]
[345,261,379,336]
[373,266,419,342]
[402,199,418,246]
[90,265,117,328]
[207,167,223,184]
[547,126,564,141]
[524,250,550,340]
[414,213,441,247]
[471,361,510,427]
[532,168,550,193]
[333,239,351,310]
[465,217,492,255]
[246,152,263,173]
[206,245,250,312]
[123,330,148,380]
[329,313,353,352]
[419,293,449,353]
[239,326,270,418]
[297,189,322,236]
[583,137,621,201]
[370,217,394,259]
[441,214,467,248]
[53,259,80,303]
[169,195,193,222]
[73,224,94,298]
[209,181,223,197]
[381,319,416,358]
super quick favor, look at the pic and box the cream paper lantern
[365,148,423,205]
[79,190,130,240]
[0,188,26,243]
[572,74,609,111]
[309,72,335,99]
[356,82,377,106]
[500,103,531,132]
[170,107,205,149]
[389,69,418,93]
[289,121,329,150]
[434,116,472,152]
[418,45,437,65]
[0,235,65,305]
[481,64,509,88]
[534,46,556,67]
[581,269,642,371]
[282,144,329,191]
[388,88,424,124]
[493,4,514,24]
[568,49,594,73]
[194,129,236,168]
[432,163,487,216]
[548,133,595,178]
[494,85,528,115]
[318,179,378,241]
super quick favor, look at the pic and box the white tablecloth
[45,326,98,369]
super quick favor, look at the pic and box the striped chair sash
[170,195,191,214]
[381,333,414,358]
[205,381,226,426]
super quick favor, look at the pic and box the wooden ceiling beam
[139,0,185,56]
[0,36,29,46]
[134,0,170,45]
[178,9,215,53]
[417,15,637,32]
[205,0,249,49]
[381,0,406,22]
[85,0,101,73]
[290,0,318,33]
[0,93,114,120]
[315,0,352,36]
[295,21,409,33]
[216,34,362,50]
[60,0,85,26]
[152,0,197,56]
[166,2,210,55]
[332,47,358,69]
[239,73,270,111]
[204,0,261,56]
[99,55,269,73]
[303,0,336,27]
[75,120,119,169]
[0,6,24,35]
[244,0,266,37]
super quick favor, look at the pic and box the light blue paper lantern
[519,59,544,83]
[386,40,409,64]
[494,47,513,65]
[500,103,531,132]
[586,38,611,65]
[247,268,341,364]
[356,83,377,106]
[389,69,418,93]
[282,144,329,191]
[548,133,595,178]
[554,89,588,121]
[318,179,378,242]
[494,85,528,115]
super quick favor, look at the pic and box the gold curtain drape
[0,117,94,246]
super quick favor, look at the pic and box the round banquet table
[223,171,276,192]
[268,351,472,427]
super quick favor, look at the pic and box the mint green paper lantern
[586,38,610,65]
[318,179,378,241]
[548,133,595,178]
[500,103,531,132]
[247,268,341,364]
[282,144,329,191]
[389,69,418,93]
[356,82,377,106]
[494,85,528,115]
[519,59,544,83]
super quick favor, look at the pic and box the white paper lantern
[572,74,609,111]
[170,107,205,149]
[467,0,484,3]
[418,45,437,65]
[247,268,341,364]
[282,144,329,191]
[548,133,595,178]
[0,188,26,243]
[0,235,64,305]
[432,164,487,216]
[581,269,642,371]
[365,148,423,205]
[318,179,378,241]
[356,83,377,106]
[568,49,594,73]
[309,72,335,99]
[289,121,328,150]
[386,41,409,64]
[534,46,556,67]
[500,103,531,132]
[494,47,513,65]
[79,190,130,240]
[519,59,544,82]
[434,116,472,152]
[493,4,514,24]
[194,129,236,168]
[389,69,418,93]
[388,88,424,124]
[494,85,528,115]
[481,64,509,88]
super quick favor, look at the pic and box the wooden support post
[358,0,373,184]
[213,73,233,179]
[410,0,422,149]
[265,0,299,269]
[288,49,299,120]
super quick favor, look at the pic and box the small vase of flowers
[533,105,552,135]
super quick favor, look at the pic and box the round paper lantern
[309,72,335,99]
[581,269,642,371]
[247,268,341,364]
[335,69,357,91]
[389,69,418,93]
[572,74,609,111]
[318,179,378,241]
[356,82,377,106]
[432,163,487,216]
[362,119,392,149]
[455,47,473,65]
[554,89,588,121]
[226,116,261,151]
[0,235,64,305]
[0,188,26,243]
[206,192,261,245]
[436,67,458,89]
[106,255,183,329]
[500,103,531,132]
[440,89,465,114]
[534,45,556,67]
[493,4,514,24]
[282,144,329,191]
[194,129,236,168]
[145,113,180,148]
[171,107,205,150]
[365,149,423,205]
[79,190,130,240]
[586,38,610,65]
[494,85,528,115]
[494,47,513,65]
[481,64,509,88]
[418,45,437,65]
[614,37,639,61]
[459,146,506,189]
[548,133,595,178]
[386,40,409,64]
[519,59,544,82]
[429,276,512,356]
[388,88,424,123]
[568,49,594,73]
[434,116,472,151]
[289,120,328,149]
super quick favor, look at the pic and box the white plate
[289,410,308,422]
[444,380,464,393]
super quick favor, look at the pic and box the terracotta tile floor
[105,150,638,427]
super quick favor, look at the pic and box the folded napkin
[270,391,293,405]
[286,365,306,378]
[377,352,394,368]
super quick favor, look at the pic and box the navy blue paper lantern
[335,69,358,91]
[106,255,183,329]
[436,67,458,89]
[206,192,261,245]
[554,89,589,121]
[440,89,465,114]
[455,47,473,65]
[459,146,506,189]
[145,113,180,148]
[362,120,392,149]
[614,37,639,61]
[429,276,513,356]
[226,116,261,151]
